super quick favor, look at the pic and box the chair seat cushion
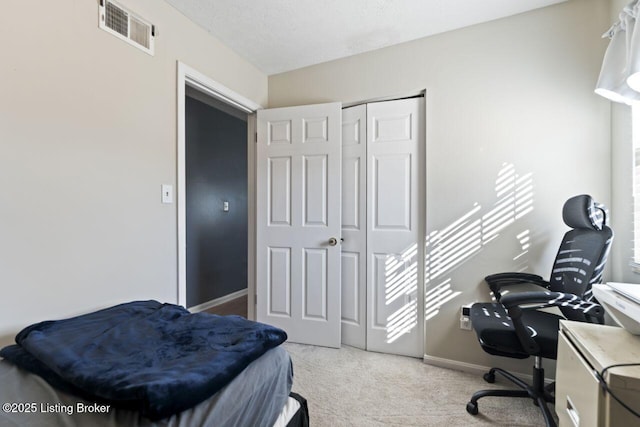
[470,303,562,360]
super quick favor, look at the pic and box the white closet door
[341,105,367,349]
[366,98,425,357]
[256,102,342,348]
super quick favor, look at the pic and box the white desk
[556,320,640,427]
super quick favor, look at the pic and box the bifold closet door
[341,105,367,349]
[366,98,425,358]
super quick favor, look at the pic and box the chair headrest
[562,194,607,231]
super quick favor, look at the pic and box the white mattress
[0,346,293,427]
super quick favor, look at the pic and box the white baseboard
[423,354,491,376]
[423,354,554,384]
[188,288,248,313]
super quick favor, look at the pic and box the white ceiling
[164,0,567,75]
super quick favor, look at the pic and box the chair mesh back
[549,195,613,322]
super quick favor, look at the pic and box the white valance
[596,0,640,104]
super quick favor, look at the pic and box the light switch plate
[162,184,173,204]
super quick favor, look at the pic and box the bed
[0,301,308,427]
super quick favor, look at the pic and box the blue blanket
[0,300,287,420]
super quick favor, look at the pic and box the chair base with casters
[465,195,611,427]
[466,356,556,427]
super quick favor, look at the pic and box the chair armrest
[485,272,546,284]
[498,291,604,356]
[484,272,550,301]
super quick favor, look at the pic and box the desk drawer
[556,332,602,427]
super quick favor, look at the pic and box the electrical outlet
[460,304,473,330]
[461,305,471,317]
[460,316,472,330]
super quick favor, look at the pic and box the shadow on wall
[424,163,535,323]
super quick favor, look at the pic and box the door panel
[303,248,328,319]
[373,113,412,142]
[268,121,292,145]
[268,247,291,316]
[303,155,328,226]
[340,105,367,349]
[366,98,425,357]
[268,157,292,225]
[372,154,412,230]
[341,157,361,230]
[340,251,360,325]
[257,102,342,348]
[372,253,388,329]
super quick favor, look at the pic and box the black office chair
[465,195,613,427]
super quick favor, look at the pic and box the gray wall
[186,96,248,307]
[268,0,611,374]
[0,0,266,346]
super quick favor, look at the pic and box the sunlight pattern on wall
[423,163,535,320]
[513,229,531,261]
[425,278,460,321]
[384,243,418,343]
[387,298,417,343]
[481,164,534,246]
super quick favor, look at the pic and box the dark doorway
[185,91,248,308]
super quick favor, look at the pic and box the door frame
[176,61,262,319]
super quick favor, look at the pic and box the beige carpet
[283,343,554,426]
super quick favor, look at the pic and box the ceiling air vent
[99,0,155,55]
